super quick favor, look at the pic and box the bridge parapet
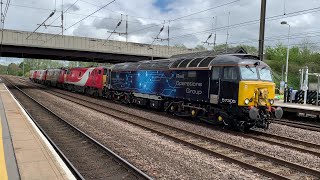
[1,29,195,58]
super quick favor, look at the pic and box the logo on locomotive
[221,98,237,104]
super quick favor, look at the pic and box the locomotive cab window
[223,67,238,80]
[259,66,273,81]
[211,67,221,80]
[104,69,108,75]
[98,70,102,74]
[240,65,258,80]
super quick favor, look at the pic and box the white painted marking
[3,84,76,180]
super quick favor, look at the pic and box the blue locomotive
[105,54,283,131]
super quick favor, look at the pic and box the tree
[7,63,21,75]
[18,59,64,76]
[236,45,258,55]
[265,40,320,90]
[212,44,230,52]
[194,45,207,51]
[68,61,99,68]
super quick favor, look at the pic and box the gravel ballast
[46,87,320,170]
[10,78,320,178]
[17,86,267,179]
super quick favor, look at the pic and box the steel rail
[274,119,320,132]
[244,131,320,157]
[23,82,320,179]
[20,78,320,157]
[3,77,152,180]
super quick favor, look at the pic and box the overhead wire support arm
[150,24,165,47]
[37,23,61,28]
[103,14,125,45]
[40,0,116,46]
[202,33,212,45]
[34,0,79,41]
[26,10,56,40]
[202,17,215,46]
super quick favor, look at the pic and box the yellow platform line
[0,116,8,180]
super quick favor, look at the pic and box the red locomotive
[65,67,108,96]
[31,67,108,96]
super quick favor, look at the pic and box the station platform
[0,81,75,180]
[275,100,320,116]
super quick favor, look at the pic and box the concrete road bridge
[0,29,195,63]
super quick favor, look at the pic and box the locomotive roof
[111,54,268,71]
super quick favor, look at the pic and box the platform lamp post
[281,21,291,102]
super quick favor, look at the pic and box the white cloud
[3,0,320,49]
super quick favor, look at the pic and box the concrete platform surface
[276,101,320,110]
[0,81,75,180]
[275,100,320,115]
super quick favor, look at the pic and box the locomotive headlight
[269,99,274,105]
[244,98,250,105]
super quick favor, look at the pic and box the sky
[1,0,320,65]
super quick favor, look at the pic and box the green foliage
[213,44,228,51]
[7,63,21,75]
[19,59,64,76]
[0,59,65,76]
[67,61,99,68]
[194,45,207,51]
[236,44,258,55]
[0,64,7,74]
[266,43,320,90]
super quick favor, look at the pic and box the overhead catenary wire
[50,0,79,26]
[202,17,215,45]
[40,0,116,46]
[33,0,80,40]
[169,5,320,41]
[26,10,56,40]
[129,2,239,35]
[79,0,165,21]
[226,31,320,46]
[4,1,167,36]
[1,0,3,25]
[3,0,320,52]
[170,0,239,22]
[150,23,165,46]
[102,14,123,45]
[225,12,230,52]
[0,2,165,24]
[2,0,10,23]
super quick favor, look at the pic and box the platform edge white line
[3,83,76,180]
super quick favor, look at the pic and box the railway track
[2,77,152,180]
[13,77,320,179]
[274,119,320,132]
[244,130,320,157]
[16,77,320,157]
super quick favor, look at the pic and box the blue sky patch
[154,0,172,12]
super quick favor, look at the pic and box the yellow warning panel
[0,116,8,180]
